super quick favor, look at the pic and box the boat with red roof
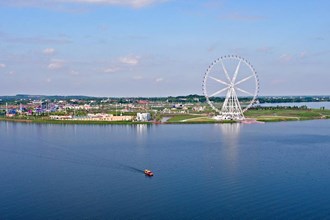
[144,169,154,176]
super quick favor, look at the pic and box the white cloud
[70,70,79,75]
[48,59,64,70]
[119,55,140,65]
[279,52,308,63]
[279,54,293,63]
[155,77,163,82]
[0,63,6,68]
[46,78,52,83]
[43,48,55,55]
[104,67,120,73]
[63,0,164,8]
[4,0,166,8]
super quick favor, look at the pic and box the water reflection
[136,124,147,136]
[219,123,241,145]
[216,123,241,172]
[136,124,149,147]
[5,121,9,135]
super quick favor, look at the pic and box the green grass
[165,115,237,124]
[245,109,330,121]
[255,116,299,122]
[166,115,202,123]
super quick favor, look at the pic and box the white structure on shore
[136,113,151,122]
[202,55,259,120]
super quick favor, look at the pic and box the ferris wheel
[202,55,259,120]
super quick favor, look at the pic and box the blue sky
[0,0,329,97]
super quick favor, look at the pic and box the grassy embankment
[165,115,234,123]
[1,108,329,124]
[165,108,330,123]
[244,108,330,122]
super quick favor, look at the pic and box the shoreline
[1,115,329,125]
[0,118,151,125]
[1,108,329,125]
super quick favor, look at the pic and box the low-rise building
[136,112,151,122]
[50,115,73,120]
[50,113,133,121]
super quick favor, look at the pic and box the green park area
[244,108,330,122]
[1,108,330,125]
[164,108,330,123]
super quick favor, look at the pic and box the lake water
[259,101,330,109]
[1,120,330,219]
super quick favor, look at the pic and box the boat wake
[0,137,145,175]
[118,164,145,174]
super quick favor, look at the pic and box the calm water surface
[1,120,330,219]
[259,101,330,109]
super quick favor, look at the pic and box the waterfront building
[50,113,133,121]
[136,113,151,122]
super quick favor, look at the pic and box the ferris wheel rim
[202,55,259,114]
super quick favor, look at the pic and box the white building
[136,113,151,122]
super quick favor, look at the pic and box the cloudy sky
[0,0,329,96]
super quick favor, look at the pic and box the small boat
[144,169,154,176]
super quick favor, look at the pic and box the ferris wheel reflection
[216,123,241,171]
[219,122,240,136]
[218,123,241,146]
